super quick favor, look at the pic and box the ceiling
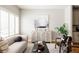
[17,5,68,10]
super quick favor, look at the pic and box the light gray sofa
[5,35,28,53]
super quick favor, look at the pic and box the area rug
[25,43,59,53]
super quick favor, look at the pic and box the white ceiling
[17,5,68,10]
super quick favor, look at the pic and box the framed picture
[34,15,48,28]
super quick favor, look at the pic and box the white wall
[64,5,72,36]
[20,5,72,38]
[0,5,20,15]
[20,9,65,36]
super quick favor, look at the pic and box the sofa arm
[15,35,28,48]
[22,36,28,44]
[22,35,28,49]
[18,35,28,41]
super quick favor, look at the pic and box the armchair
[58,36,72,53]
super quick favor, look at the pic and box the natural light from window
[0,9,19,37]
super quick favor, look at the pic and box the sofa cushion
[7,41,27,53]
[6,36,16,46]
[14,36,22,42]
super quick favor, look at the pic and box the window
[15,16,19,34]
[9,13,15,35]
[0,10,8,37]
[0,9,19,37]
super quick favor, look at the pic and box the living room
[0,5,78,53]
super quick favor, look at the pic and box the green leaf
[55,23,68,36]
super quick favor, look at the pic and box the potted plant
[55,23,68,40]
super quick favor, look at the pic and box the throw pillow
[14,36,22,42]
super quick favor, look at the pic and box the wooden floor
[72,47,79,53]
[71,43,79,53]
